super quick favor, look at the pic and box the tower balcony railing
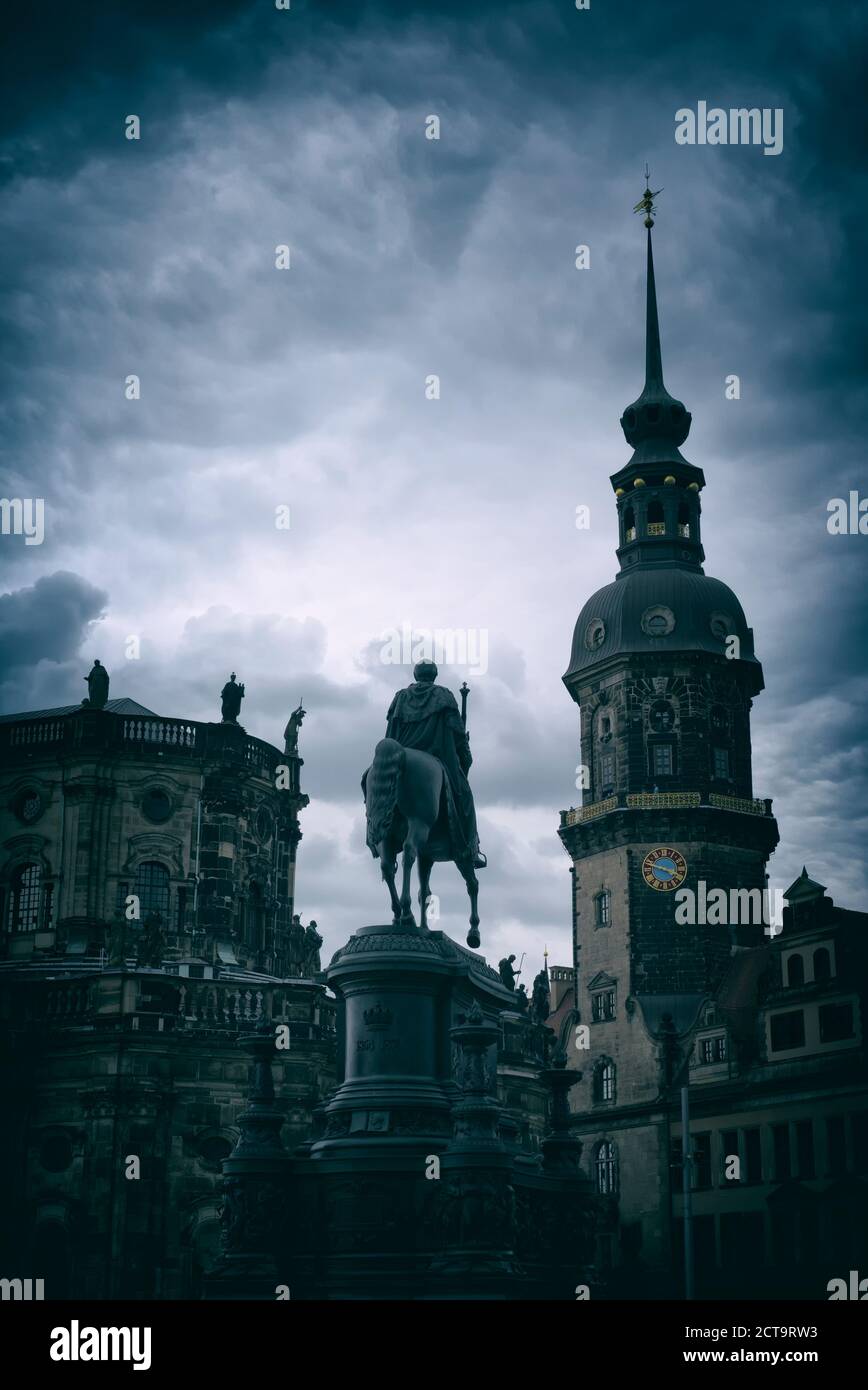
[560,789,773,828]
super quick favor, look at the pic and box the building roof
[0,698,158,723]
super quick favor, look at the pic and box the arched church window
[596,1140,619,1195]
[6,863,42,933]
[593,1059,616,1103]
[677,502,691,537]
[813,948,831,983]
[787,954,805,987]
[134,861,170,925]
[624,506,636,543]
[647,500,665,535]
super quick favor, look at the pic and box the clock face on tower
[642,847,687,891]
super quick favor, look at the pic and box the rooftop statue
[498,954,520,990]
[531,969,551,1025]
[362,662,486,947]
[221,672,245,724]
[83,659,109,710]
[283,702,305,755]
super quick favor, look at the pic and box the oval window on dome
[641,605,675,638]
[710,612,734,642]
[584,619,606,651]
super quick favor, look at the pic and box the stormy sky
[1,0,866,973]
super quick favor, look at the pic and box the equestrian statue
[362,661,486,947]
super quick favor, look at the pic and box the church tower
[558,186,780,1264]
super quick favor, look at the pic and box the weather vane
[633,163,663,228]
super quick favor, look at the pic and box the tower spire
[620,171,691,463]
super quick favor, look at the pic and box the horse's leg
[458,859,480,949]
[418,853,434,930]
[400,819,430,926]
[378,841,401,923]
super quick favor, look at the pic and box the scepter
[460,681,469,731]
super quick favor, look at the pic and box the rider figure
[385,660,485,868]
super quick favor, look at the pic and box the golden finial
[633,163,663,228]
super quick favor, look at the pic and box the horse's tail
[366,738,405,847]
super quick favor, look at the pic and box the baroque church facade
[554,205,868,1298]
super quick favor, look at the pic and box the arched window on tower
[787,954,805,987]
[646,500,665,535]
[6,863,43,933]
[134,861,170,925]
[595,1140,619,1195]
[624,506,636,543]
[595,890,611,928]
[677,501,691,537]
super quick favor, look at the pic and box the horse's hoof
[466,928,480,949]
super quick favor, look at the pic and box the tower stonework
[558,208,779,1276]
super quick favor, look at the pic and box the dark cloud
[1,0,866,967]
[0,571,108,681]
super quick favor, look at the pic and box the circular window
[710,612,734,642]
[40,1134,74,1172]
[255,806,273,842]
[13,787,43,825]
[585,619,606,651]
[641,605,675,638]
[141,788,172,824]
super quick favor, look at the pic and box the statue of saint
[515,983,529,1014]
[288,913,305,972]
[531,969,551,1025]
[383,661,483,869]
[302,920,322,975]
[83,659,110,710]
[498,954,520,990]
[221,672,245,724]
[283,703,305,755]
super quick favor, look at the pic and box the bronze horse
[363,737,482,947]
